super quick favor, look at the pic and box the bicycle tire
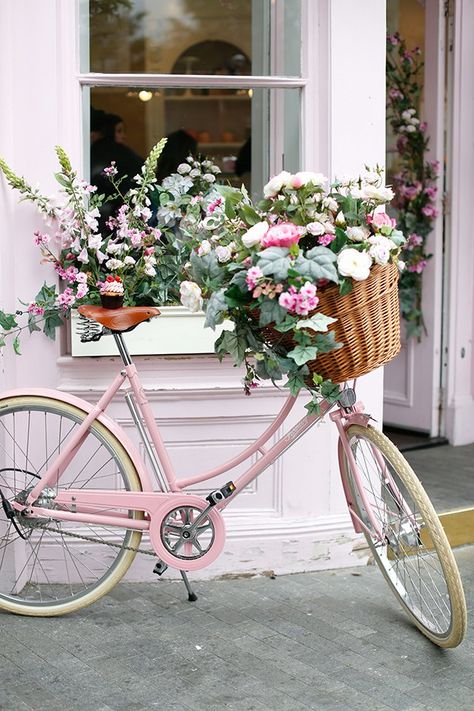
[339,424,467,648]
[0,394,143,616]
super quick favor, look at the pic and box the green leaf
[296,313,337,332]
[0,335,5,348]
[214,328,247,365]
[258,299,287,327]
[204,289,227,329]
[224,283,251,307]
[190,251,221,283]
[304,397,321,415]
[321,380,341,401]
[287,344,318,366]
[0,311,17,330]
[274,314,298,333]
[338,278,353,296]
[54,173,70,188]
[295,246,338,282]
[257,247,291,281]
[28,315,41,334]
[13,336,21,355]
[240,204,261,226]
[313,331,343,353]
[329,227,348,253]
[285,371,307,396]
[43,312,63,340]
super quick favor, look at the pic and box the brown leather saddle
[78,305,160,332]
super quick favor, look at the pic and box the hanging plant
[386,32,439,339]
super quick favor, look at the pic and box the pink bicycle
[0,305,467,647]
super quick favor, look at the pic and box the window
[81,0,305,195]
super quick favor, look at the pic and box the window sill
[70,306,227,357]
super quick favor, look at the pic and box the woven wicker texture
[259,263,401,383]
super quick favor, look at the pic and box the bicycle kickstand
[180,570,198,602]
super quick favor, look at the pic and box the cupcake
[99,275,124,309]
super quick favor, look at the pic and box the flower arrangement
[386,32,439,338]
[178,168,406,412]
[0,144,221,350]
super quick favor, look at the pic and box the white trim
[78,72,306,88]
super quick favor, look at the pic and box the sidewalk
[0,543,473,711]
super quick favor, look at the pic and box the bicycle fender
[0,387,154,492]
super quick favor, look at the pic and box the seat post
[113,333,133,366]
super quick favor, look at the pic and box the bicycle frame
[13,332,396,551]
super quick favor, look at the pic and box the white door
[383,1,447,437]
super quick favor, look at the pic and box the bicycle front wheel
[340,424,467,648]
[0,395,143,616]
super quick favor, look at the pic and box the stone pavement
[0,544,473,711]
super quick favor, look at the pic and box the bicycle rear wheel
[0,395,142,616]
[339,424,466,648]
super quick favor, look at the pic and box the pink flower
[421,204,438,218]
[246,266,263,290]
[103,162,118,177]
[389,88,403,100]
[402,183,422,200]
[317,233,336,247]
[424,186,437,199]
[76,283,89,299]
[261,222,305,248]
[408,260,428,274]
[387,34,400,46]
[33,230,50,246]
[367,212,397,231]
[144,246,155,256]
[278,291,297,311]
[407,233,423,249]
[56,287,76,310]
[27,302,44,316]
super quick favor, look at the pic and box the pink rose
[261,222,305,248]
[367,212,397,231]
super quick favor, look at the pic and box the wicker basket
[258,263,401,384]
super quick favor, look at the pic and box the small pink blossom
[261,222,305,248]
[424,186,437,199]
[103,162,118,177]
[33,230,50,246]
[408,260,428,274]
[278,291,297,311]
[318,233,336,247]
[246,266,263,290]
[76,283,89,299]
[144,246,155,256]
[27,302,44,316]
[56,287,76,310]
[76,272,88,284]
[387,34,400,46]
[388,88,403,100]
[207,197,223,214]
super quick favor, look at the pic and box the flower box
[70,306,227,357]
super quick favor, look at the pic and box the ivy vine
[386,32,439,339]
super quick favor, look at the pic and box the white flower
[215,245,232,263]
[405,124,417,133]
[346,226,369,242]
[360,184,395,202]
[306,221,326,236]
[362,171,381,185]
[322,197,338,212]
[106,258,124,270]
[180,281,203,312]
[177,163,191,174]
[197,239,212,256]
[398,260,406,271]
[88,234,103,250]
[203,173,216,183]
[337,249,372,281]
[241,221,269,247]
[77,247,89,264]
[335,211,346,227]
[368,235,394,265]
[189,169,201,178]
[144,265,156,277]
[263,171,292,198]
[124,256,136,265]
[291,171,327,188]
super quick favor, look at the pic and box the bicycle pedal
[153,560,168,576]
[206,481,236,506]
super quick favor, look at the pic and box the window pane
[85,0,301,76]
[88,86,300,196]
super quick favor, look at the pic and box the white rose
[346,226,369,242]
[197,239,212,256]
[405,124,416,133]
[263,171,292,198]
[291,171,327,188]
[180,281,203,313]
[402,110,412,121]
[398,260,406,271]
[203,173,216,183]
[322,197,338,212]
[124,256,136,265]
[241,221,269,247]
[335,211,346,227]
[215,245,232,263]
[337,249,373,281]
[177,163,191,174]
[306,221,325,236]
[368,235,394,265]
[361,185,395,202]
